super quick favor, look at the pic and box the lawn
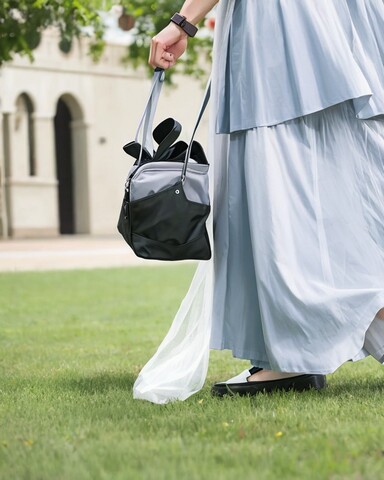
[1,265,384,480]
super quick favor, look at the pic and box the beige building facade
[0,29,208,238]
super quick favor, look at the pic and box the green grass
[1,265,384,480]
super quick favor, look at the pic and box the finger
[149,40,166,67]
[159,59,175,70]
[162,51,175,63]
[149,41,161,68]
[149,39,177,69]
[149,57,173,70]
[149,47,175,69]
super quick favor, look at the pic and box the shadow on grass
[7,370,384,404]
[206,375,384,406]
[57,377,384,405]
[323,376,384,397]
[57,371,137,395]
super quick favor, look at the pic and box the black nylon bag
[118,181,211,260]
[117,69,211,261]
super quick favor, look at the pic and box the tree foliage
[0,0,213,80]
[0,0,105,65]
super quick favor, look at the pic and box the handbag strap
[135,67,165,166]
[134,68,211,176]
[181,79,211,181]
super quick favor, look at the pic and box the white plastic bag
[133,261,213,403]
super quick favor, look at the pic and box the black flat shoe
[211,367,327,397]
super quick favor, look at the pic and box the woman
[135,0,384,402]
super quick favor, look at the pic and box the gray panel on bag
[128,162,210,205]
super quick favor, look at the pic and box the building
[0,21,208,238]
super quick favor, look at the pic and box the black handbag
[117,68,212,261]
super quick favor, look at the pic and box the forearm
[179,0,219,25]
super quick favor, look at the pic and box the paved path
[0,235,172,272]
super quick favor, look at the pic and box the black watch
[170,13,198,38]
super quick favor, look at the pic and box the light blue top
[217,0,384,133]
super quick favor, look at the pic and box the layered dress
[133,0,384,403]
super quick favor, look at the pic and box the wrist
[167,21,188,40]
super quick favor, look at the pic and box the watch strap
[170,13,198,38]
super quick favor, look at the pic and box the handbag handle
[134,68,211,177]
[135,67,165,166]
[181,80,211,182]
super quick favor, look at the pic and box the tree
[0,0,105,66]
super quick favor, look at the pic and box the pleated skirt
[210,100,384,373]
[209,0,384,373]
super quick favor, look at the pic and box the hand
[149,23,188,70]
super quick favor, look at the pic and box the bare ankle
[247,369,304,382]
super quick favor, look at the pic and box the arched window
[15,93,36,176]
[54,94,89,234]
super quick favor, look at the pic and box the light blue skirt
[210,0,384,373]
